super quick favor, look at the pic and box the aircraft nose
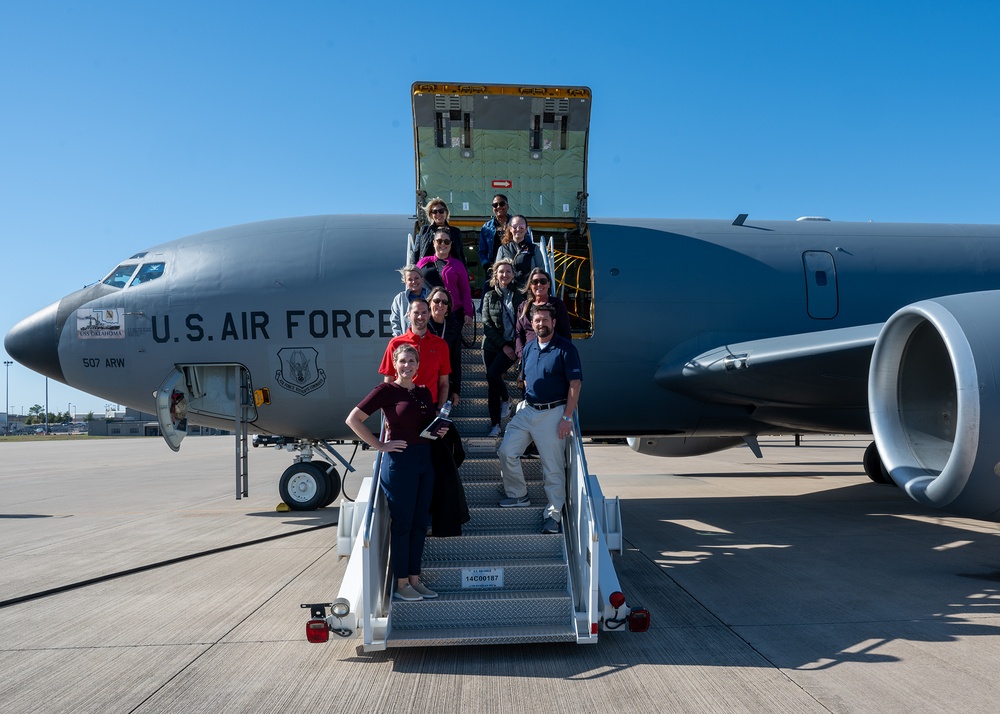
[4,299,66,383]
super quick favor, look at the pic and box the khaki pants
[498,403,567,522]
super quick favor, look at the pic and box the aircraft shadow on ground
[368,481,1000,677]
[244,509,339,528]
[617,481,1000,670]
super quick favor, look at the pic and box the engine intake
[869,291,1000,520]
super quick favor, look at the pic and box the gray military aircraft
[7,82,1000,521]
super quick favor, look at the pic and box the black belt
[526,399,567,411]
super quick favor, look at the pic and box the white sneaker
[393,583,423,601]
[487,424,501,438]
[411,581,438,599]
[500,400,512,421]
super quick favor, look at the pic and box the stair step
[460,437,502,457]
[461,481,548,506]
[457,457,542,481]
[464,506,545,532]
[390,589,573,629]
[386,623,577,647]
[451,417,501,435]
[421,558,569,591]
[424,532,564,561]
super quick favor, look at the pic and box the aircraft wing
[654,323,882,409]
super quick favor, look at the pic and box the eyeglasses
[530,278,550,286]
[492,201,507,208]
[434,239,451,245]
[430,208,446,215]
[430,298,450,304]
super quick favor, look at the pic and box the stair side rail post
[361,418,392,650]
[564,411,599,642]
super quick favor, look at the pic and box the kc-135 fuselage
[9,213,1000,519]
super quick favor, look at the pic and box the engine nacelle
[869,291,1000,521]
[627,435,744,457]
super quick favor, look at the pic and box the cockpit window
[131,262,165,286]
[101,261,165,289]
[102,264,139,289]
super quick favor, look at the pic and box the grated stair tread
[464,507,546,532]
[386,624,577,647]
[386,625,576,647]
[421,556,566,569]
[420,559,570,592]
[424,531,565,560]
[389,589,574,629]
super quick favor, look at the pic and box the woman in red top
[346,344,445,602]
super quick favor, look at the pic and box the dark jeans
[379,443,434,580]
[483,348,516,426]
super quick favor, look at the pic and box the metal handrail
[562,410,599,641]
[361,417,393,645]
[538,234,553,276]
[362,419,387,547]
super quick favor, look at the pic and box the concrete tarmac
[2,435,1000,713]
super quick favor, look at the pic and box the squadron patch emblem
[275,347,326,395]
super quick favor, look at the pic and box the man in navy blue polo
[497,303,582,534]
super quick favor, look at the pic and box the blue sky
[2,1,999,416]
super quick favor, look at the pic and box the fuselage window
[131,262,165,286]
[102,263,139,289]
[815,270,828,286]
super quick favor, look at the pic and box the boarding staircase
[324,237,630,650]
[385,346,578,646]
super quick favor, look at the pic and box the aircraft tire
[279,462,329,510]
[863,441,894,486]
[318,461,340,507]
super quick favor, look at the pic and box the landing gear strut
[255,436,354,510]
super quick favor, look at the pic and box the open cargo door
[155,364,257,451]
[411,82,591,227]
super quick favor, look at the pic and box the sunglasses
[434,239,451,245]
[531,278,550,285]
[492,201,507,208]
[430,208,446,214]
[430,298,450,304]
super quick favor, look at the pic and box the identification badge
[461,567,504,589]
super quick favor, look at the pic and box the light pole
[3,360,11,436]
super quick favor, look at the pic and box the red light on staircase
[306,619,330,643]
[628,608,650,632]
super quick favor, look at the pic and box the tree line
[22,405,95,426]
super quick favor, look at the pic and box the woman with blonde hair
[389,265,428,336]
[410,197,465,265]
[346,343,443,602]
[481,258,524,436]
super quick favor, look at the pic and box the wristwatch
[561,416,572,422]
